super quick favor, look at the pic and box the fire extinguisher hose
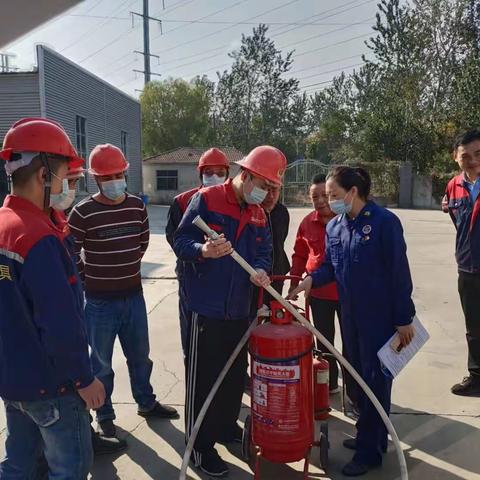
[179,216,408,480]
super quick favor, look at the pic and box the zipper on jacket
[267,212,275,273]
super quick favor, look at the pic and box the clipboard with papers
[377,316,429,379]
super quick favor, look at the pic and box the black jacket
[266,202,290,276]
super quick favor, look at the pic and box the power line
[272,0,375,38]
[78,21,137,63]
[60,0,137,53]
[295,32,372,58]
[103,0,372,78]
[163,26,372,78]
[289,54,364,75]
[75,0,180,67]
[157,0,374,76]
[98,0,233,75]
[300,78,341,89]
[155,0,300,55]
[161,0,198,15]
[112,0,374,90]
[160,0,249,36]
[103,0,251,77]
[278,16,373,50]
[296,62,364,82]
[69,14,373,27]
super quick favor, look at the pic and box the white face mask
[243,175,268,205]
[49,178,70,211]
[53,189,76,211]
[202,174,226,187]
[101,178,127,200]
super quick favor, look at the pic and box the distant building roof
[143,146,245,165]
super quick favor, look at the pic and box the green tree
[215,24,303,157]
[140,77,214,157]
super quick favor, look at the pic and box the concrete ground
[1,206,480,480]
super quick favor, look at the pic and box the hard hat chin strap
[40,153,52,210]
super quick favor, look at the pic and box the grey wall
[143,163,240,204]
[39,46,142,194]
[143,163,201,204]
[0,73,41,202]
[0,73,41,141]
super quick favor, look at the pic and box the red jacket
[290,210,338,300]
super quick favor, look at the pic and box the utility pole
[131,0,162,86]
[143,0,150,83]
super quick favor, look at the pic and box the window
[156,170,178,190]
[121,130,128,156]
[75,116,87,191]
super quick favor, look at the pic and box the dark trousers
[178,279,190,357]
[458,271,480,379]
[185,313,248,463]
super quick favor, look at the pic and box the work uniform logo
[0,265,12,281]
[362,225,372,235]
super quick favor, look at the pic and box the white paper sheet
[377,316,429,378]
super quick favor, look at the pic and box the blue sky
[3,0,380,98]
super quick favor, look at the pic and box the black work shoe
[92,432,128,456]
[196,449,229,478]
[342,460,369,477]
[98,419,117,438]
[138,401,180,419]
[343,438,357,450]
[451,376,480,396]
[218,424,243,444]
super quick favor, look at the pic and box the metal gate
[282,158,330,206]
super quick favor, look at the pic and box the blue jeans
[0,394,92,480]
[85,292,156,423]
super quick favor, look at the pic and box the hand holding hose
[286,275,313,300]
[250,268,271,288]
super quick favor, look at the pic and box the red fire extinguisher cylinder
[313,354,330,420]
[249,301,314,464]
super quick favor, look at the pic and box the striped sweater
[68,194,149,298]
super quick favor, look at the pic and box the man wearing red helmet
[68,144,178,440]
[166,148,230,357]
[174,145,286,477]
[0,118,105,479]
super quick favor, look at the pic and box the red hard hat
[88,144,129,176]
[235,145,287,185]
[67,160,86,179]
[198,147,229,170]
[0,117,82,165]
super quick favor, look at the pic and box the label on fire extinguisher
[252,359,301,431]
[316,369,329,385]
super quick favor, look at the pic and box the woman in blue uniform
[288,166,415,476]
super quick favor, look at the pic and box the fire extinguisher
[249,300,314,465]
[313,350,330,420]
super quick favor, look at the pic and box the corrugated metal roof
[143,146,245,165]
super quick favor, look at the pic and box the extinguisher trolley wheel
[319,421,329,470]
[242,414,253,462]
